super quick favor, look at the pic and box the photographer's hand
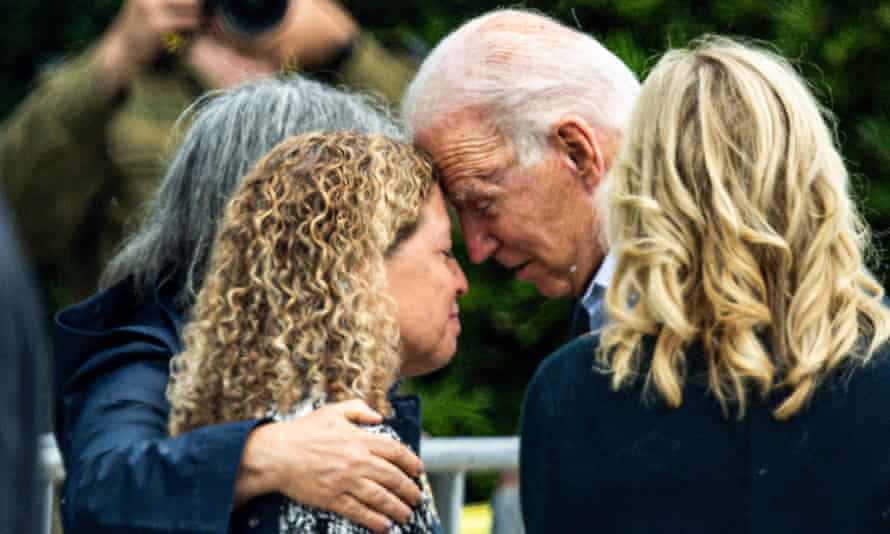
[94,0,203,95]
[280,0,358,69]
[234,399,424,533]
[224,0,358,71]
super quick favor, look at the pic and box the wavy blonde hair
[599,37,890,419]
[168,132,434,435]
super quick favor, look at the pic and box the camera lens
[216,0,289,37]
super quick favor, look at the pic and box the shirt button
[756,468,768,476]
[248,517,260,528]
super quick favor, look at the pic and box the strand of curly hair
[598,37,890,420]
[167,132,434,435]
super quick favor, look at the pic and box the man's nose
[460,212,498,264]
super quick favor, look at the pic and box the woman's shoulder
[525,333,613,409]
[535,333,601,379]
[825,340,890,399]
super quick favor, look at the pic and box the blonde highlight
[599,37,890,419]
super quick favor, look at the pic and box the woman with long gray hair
[54,76,425,534]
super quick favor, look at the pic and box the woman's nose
[452,259,469,297]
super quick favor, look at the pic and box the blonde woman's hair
[599,36,890,420]
[168,132,435,435]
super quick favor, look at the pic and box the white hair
[402,9,641,165]
[101,76,404,306]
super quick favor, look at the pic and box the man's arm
[0,0,202,278]
[1,50,122,274]
[218,0,416,106]
[61,358,423,534]
[293,0,418,105]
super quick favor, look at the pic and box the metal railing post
[39,433,64,534]
[427,471,465,534]
[422,436,519,534]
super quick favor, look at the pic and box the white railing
[423,437,519,534]
[38,433,519,534]
[39,434,65,534]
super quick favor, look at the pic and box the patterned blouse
[274,397,440,534]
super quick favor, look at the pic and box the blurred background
[3,0,890,508]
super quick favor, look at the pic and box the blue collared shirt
[580,251,616,332]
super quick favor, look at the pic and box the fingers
[359,454,423,510]
[139,0,204,33]
[366,433,424,478]
[333,399,384,425]
[150,12,203,34]
[160,0,202,15]
[329,493,392,534]
[348,478,414,526]
[262,400,424,532]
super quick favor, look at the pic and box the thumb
[333,399,384,425]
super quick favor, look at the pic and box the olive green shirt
[0,33,415,304]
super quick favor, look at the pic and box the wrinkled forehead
[415,113,515,205]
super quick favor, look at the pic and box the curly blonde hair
[168,132,435,435]
[599,37,890,420]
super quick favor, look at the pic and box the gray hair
[401,9,640,165]
[101,75,405,306]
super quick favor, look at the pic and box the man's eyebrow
[449,179,503,205]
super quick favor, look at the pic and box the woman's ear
[552,115,606,193]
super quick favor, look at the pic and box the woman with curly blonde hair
[521,37,890,533]
[168,131,466,534]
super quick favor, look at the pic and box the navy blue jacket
[54,278,426,534]
[520,334,890,533]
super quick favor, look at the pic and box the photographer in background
[0,0,415,306]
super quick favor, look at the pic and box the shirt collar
[581,251,616,315]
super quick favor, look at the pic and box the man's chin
[514,263,573,298]
[527,277,573,299]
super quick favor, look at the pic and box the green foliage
[404,377,495,436]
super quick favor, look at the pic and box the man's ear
[552,115,605,193]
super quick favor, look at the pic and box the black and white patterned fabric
[273,398,440,534]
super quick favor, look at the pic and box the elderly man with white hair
[402,9,639,337]
[400,8,640,533]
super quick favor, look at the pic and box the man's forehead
[418,114,513,198]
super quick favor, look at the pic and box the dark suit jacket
[520,333,890,533]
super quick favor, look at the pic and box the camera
[206,0,290,37]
